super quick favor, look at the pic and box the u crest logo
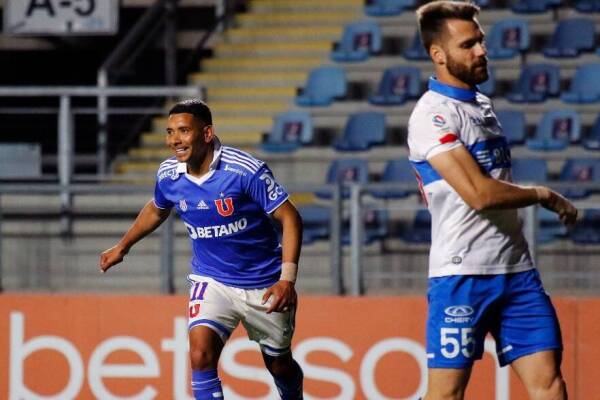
[214,197,234,217]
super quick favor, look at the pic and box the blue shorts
[426,269,562,368]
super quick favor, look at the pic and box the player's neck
[186,144,214,178]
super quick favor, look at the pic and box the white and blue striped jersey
[408,78,534,277]
[154,138,289,288]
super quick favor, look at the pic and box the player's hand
[262,280,297,314]
[99,244,128,274]
[536,186,578,228]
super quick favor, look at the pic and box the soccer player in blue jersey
[409,2,577,399]
[99,99,304,400]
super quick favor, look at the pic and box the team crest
[214,197,234,217]
[179,199,188,212]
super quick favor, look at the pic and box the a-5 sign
[4,0,118,35]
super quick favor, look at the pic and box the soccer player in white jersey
[99,99,304,400]
[408,2,577,399]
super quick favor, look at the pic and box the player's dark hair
[416,1,480,52]
[169,99,213,126]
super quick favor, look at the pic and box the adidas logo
[197,200,209,210]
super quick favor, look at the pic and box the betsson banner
[0,295,598,399]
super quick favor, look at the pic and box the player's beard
[446,53,489,87]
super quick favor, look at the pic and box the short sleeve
[246,165,289,214]
[153,181,174,210]
[408,102,463,160]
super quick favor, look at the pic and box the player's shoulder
[219,146,266,177]
[156,156,180,182]
[410,91,457,126]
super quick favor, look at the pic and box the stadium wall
[0,295,597,399]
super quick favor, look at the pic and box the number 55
[440,327,475,359]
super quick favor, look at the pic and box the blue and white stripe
[157,157,178,175]
[221,147,264,174]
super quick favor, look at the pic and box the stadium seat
[298,204,330,244]
[316,158,370,199]
[511,158,548,183]
[570,209,600,244]
[511,0,562,13]
[342,209,389,245]
[526,109,581,151]
[496,109,526,145]
[364,0,416,16]
[296,66,347,107]
[400,209,431,243]
[561,63,600,103]
[403,30,429,60]
[538,208,567,244]
[486,19,530,59]
[506,64,560,103]
[331,20,382,62]
[543,18,596,58]
[371,159,418,199]
[261,111,313,153]
[558,158,600,199]
[583,114,600,150]
[369,66,421,106]
[575,0,600,11]
[478,66,496,97]
[334,112,386,151]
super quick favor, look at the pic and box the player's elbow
[466,189,496,211]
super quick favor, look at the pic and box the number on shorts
[191,281,208,301]
[440,327,475,359]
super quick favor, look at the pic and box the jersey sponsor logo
[432,114,446,127]
[224,164,247,177]
[214,197,234,217]
[451,256,462,264]
[259,172,284,201]
[179,199,188,212]
[444,305,474,324]
[197,200,209,210]
[184,218,247,239]
[158,168,178,182]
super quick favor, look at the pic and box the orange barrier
[0,295,596,399]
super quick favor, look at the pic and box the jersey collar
[428,77,477,102]
[175,136,222,182]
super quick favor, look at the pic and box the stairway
[115,0,363,178]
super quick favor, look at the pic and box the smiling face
[431,18,488,88]
[166,113,214,167]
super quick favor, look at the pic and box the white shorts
[187,274,296,357]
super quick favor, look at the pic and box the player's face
[441,19,488,86]
[166,113,211,164]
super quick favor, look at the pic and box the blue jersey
[153,139,289,289]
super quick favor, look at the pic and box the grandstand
[1,0,600,296]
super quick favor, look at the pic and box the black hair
[168,99,212,125]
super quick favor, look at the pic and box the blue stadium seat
[487,19,530,59]
[570,209,600,244]
[316,158,370,199]
[478,66,496,97]
[543,18,595,58]
[331,21,382,62]
[526,109,581,151]
[473,0,491,7]
[559,158,600,199]
[511,0,561,13]
[511,159,548,183]
[296,66,347,107]
[400,209,431,243]
[506,64,560,103]
[261,111,313,153]
[364,0,416,16]
[538,208,567,244]
[561,63,600,103]
[371,159,418,199]
[583,114,600,150]
[574,0,600,12]
[334,112,386,151]
[298,204,330,244]
[369,66,421,105]
[496,109,526,145]
[342,209,389,245]
[403,30,429,60]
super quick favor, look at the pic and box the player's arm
[262,200,303,314]
[99,200,171,273]
[428,146,577,226]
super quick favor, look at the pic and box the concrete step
[250,0,363,13]
[189,71,307,87]
[202,56,324,73]
[206,87,297,102]
[225,26,342,43]
[235,11,359,27]
[214,41,331,58]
